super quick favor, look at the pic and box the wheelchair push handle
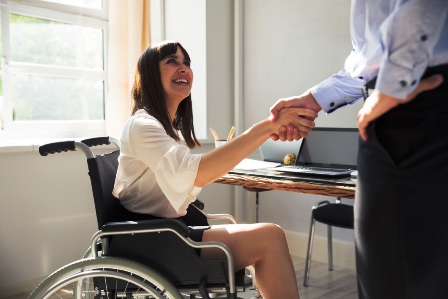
[39,141,76,156]
[81,137,111,147]
[39,137,120,159]
[82,136,121,149]
[39,141,94,158]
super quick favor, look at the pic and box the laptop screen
[259,138,302,162]
[295,128,359,170]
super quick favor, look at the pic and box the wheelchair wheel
[29,256,183,299]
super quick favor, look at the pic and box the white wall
[157,0,235,141]
[206,0,235,139]
[243,0,361,243]
[164,0,208,139]
[0,150,99,288]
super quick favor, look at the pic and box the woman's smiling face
[159,46,193,107]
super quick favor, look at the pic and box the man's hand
[271,107,317,138]
[357,74,444,141]
[270,91,322,141]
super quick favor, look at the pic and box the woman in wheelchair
[112,40,316,299]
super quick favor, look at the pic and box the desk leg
[256,191,259,223]
[243,188,266,224]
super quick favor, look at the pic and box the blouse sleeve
[128,115,203,213]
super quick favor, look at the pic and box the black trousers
[356,64,448,299]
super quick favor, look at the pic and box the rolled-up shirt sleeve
[376,0,448,99]
[129,116,202,213]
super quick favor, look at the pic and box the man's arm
[375,0,448,100]
[270,68,365,141]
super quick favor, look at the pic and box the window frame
[0,0,109,139]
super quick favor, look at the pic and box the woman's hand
[270,107,318,141]
[270,91,321,141]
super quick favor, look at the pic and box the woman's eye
[167,58,176,64]
[184,61,191,67]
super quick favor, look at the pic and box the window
[0,0,108,139]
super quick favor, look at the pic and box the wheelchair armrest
[204,213,237,224]
[101,219,189,237]
[190,204,238,224]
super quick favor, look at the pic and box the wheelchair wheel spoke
[29,257,183,299]
[54,290,65,299]
[133,274,142,297]
[103,269,111,299]
[115,271,118,299]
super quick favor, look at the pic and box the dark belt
[361,77,377,101]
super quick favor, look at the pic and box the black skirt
[178,203,210,255]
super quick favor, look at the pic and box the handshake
[269,90,322,142]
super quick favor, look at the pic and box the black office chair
[303,197,354,286]
[31,137,256,299]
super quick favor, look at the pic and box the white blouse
[112,109,203,218]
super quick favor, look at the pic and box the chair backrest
[87,150,159,229]
[87,150,122,229]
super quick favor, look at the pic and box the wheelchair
[29,137,262,299]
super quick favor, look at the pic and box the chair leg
[327,225,333,271]
[246,265,262,298]
[303,217,316,286]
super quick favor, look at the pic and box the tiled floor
[5,255,357,299]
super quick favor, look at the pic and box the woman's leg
[201,223,299,299]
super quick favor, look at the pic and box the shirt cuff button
[411,80,417,86]
[421,35,428,41]
[400,80,407,87]
[330,102,335,107]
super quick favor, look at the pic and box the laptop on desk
[275,127,359,177]
[259,138,302,162]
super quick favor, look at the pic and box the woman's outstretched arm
[194,108,317,187]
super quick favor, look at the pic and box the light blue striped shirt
[311,0,448,113]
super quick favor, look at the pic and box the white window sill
[0,138,217,154]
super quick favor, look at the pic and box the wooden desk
[215,171,356,199]
[214,170,356,222]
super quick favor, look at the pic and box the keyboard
[292,166,351,173]
[275,165,353,177]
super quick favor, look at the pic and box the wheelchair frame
[30,137,262,299]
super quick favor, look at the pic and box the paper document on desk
[233,159,280,170]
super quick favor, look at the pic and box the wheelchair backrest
[87,150,161,230]
[87,150,123,229]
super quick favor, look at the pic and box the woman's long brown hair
[131,40,201,148]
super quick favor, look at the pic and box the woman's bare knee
[261,223,289,252]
